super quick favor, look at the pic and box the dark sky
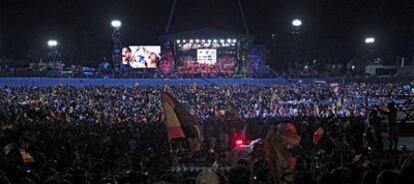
[0,0,413,65]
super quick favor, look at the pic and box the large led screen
[122,46,161,68]
[197,49,217,65]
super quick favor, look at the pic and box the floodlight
[111,20,122,28]
[292,19,302,27]
[365,37,375,44]
[47,40,58,47]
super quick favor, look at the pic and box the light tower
[111,20,122,70]
[291,19,303,80]
[364,36,376,64]
[47,40,60,63]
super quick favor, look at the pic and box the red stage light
[235,140,244,145]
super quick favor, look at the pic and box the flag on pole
[171,92,204,151]
[162,92,186,141]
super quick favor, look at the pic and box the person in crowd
[379,102,400,152]
[367,109,384,155]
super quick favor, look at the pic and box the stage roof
[159,28,254,42]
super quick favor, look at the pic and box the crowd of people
[0,82,413,183]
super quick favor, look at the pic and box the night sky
[0,0,413,66]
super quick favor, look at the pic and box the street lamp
[292,19,302,27]
[111,20,122,29]
[47,40,58,47]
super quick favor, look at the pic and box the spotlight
[220,39,225,43]
[189,39,194,43]
[201,39,205,43]
[207,39,212,43]
[176,40,180,43]
[111,20,122,28]
[195,39,200,43]
[213,39,218,43]
[232,39,237,43]
[227,38,232,43]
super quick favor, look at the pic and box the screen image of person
[146,52,159,68]
[122,47,132,65]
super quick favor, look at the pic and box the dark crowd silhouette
[0,83,413,184]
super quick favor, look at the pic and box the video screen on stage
[122,46,161,68]
[197,49,217,65]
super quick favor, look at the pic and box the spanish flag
[162,92,186,141]
[19,148,34,165]
[162,92,204,151]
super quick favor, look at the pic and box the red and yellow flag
[162,92,186,141]
[162,92,204,151]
